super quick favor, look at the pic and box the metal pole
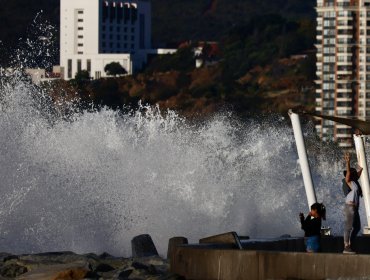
[289,110,317,210]
[353,135,370,234]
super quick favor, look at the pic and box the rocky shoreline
[0,234,187,280]
[0,251,182,279]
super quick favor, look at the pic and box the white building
[60,0,151,80]
[315,0,370,148]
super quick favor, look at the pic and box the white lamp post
[289,110,317,209]
[353,135,370,235]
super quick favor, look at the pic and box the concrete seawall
[171,246,370,279]
[242,236,370,254]
[170,234,370,279]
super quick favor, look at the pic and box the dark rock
[99,252,115,259]
[167,237,188,260]
[83,253,100,260]
[33,251,75,257]
[0,252,171,280]
[147,264,158,275]
[2,254,18,262]
[94,263,115,272]
[131,261,148,270]
[97,270,118,279]
[136,256,166,266]
[131,234,159,258]
[84,270,99,279]
[0,263,28,278]
[152,264,169,274]
[18,251,85,264]
[118,269,133,278]
[127,261,158,275]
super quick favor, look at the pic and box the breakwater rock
[0,251,181,280]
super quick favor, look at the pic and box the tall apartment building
[315,0,370,148]
[60,0,151,80]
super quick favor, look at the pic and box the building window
[110,42,113,48]
[78,51,83,54]
[78,35,83,39]
[68,59,72,79]
[78,27,83,30]
[77,59,82,73]
[117,35,121,40]
[78,10,84,14]
[131,7,138,23]
[131,35,134,41]
[110,4,116,22]
[117,27,120,32]
[102,2,108,21]
[139,14,145,49]
[110,26,113,32]
[95,71,101,79]
[131,44,134,49]
[131,27,135,32]
[87,59,91,74]
[78,19,83,22]
[78,43,83,47]
[102,42,106,47]
[117,7,123,21]
[110,34,113,40]
[117,43,121,48]
[124,5,130,23]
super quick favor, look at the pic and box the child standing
[299,202,326,253]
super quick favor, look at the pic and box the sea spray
[0,15,364,256]
[9,12,58,70]
[0,71,358,256]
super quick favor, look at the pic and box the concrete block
[199,232,243,249]
[131,234,159,258]
[167,237,188,260]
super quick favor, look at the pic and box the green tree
[72,70,91,90]
[75,70,90,82]
[145,46,195,74]
[104,62,127,77]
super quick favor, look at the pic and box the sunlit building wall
[60,0,151,80]
[315,0,370,148]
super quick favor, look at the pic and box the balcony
[337,74,355,81]
[337,89,352,95]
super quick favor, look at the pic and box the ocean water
[0,69,355,256]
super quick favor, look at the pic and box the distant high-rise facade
[60,0,151,80]
[315,0,370,148]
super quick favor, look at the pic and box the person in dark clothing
[299,202,326,253]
